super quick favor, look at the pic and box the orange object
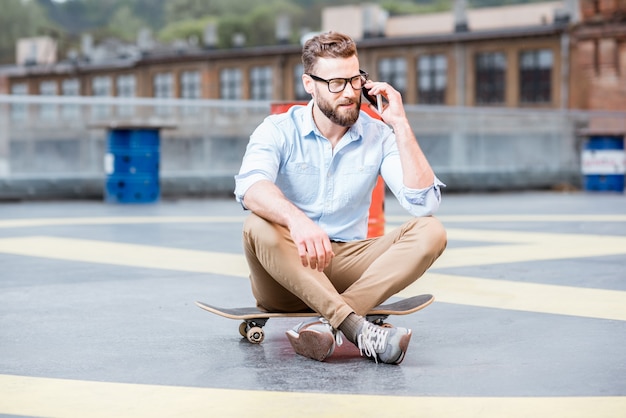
[359,103,386,238]
[367,176,385,238]
[270,101,385,238]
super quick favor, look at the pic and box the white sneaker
[286,318,342,362]
[357,321,412,364]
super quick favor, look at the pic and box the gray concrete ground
[0,191,625,417]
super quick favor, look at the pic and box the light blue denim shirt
[235,100,444,241]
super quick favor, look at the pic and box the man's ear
[302,74,315,95]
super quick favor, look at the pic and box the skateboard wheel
[239,322,248,337]
[247,326,264,344]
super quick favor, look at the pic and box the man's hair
[302,31,358,74]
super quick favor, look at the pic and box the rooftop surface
[1,190,625,417]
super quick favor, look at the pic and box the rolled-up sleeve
[234,119,282,207]
[396,176,445,217]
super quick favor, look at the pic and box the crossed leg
[242,213,447,329]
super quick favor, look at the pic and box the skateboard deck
[196,294,434,344]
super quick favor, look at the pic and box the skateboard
[196,294,434,344]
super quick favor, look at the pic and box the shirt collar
[302,100,316,138]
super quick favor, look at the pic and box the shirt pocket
[343,164,378,176]
[339,164,379,206]
[281,162,321,205]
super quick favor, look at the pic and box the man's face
[307,56,362,127]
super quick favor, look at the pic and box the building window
[180,70,201,114]
[117,74,136,97]
[11,83,28,95]
[180,71,201,99]
[92,76,112,96]
[154,72,173,115]
[378,57,407,96]
[11,83,28,94]
[61,79,80,119]
[294,64,308,101]
[250,66,273,100]
[62,79,80,96]
[520,49,553,104]
[220,68,242,100]
[418,54,447,105]
[475,52,506,105]
[116,74,136,116]
[39,80,57,120]
[10,83,28,121]
[40,80,57,95]
[92,76,112,118]
[153,72,173,98]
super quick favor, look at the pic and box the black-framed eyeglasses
[306,70,369,93]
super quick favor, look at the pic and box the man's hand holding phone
[362,79,408,130]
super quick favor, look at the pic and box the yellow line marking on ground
[390,214,626,223]
[447,227,626,245]
[433,230,626,268]
[0,216,246,229]
[399,273,626,321]
[1,227,624,275]
[0,236,249,277]
[1,375,624,418]
[0,232,624,321]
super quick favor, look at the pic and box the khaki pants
[242,213,447,329]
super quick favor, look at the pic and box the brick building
[1,1,624,111]
[571,0,626,110]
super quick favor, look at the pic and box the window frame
[249,66,273,101]
[519,49,553,104]
[417,54,447,105]
[475,51,507,105]
[220,68,242,100]
[293,64,309,101]
[180,70,201,99]
[378,57,407,97]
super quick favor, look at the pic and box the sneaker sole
[286,329,335,362]
[391,330,412,365]
[372,329,412,365]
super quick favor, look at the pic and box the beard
[315,92,361,127]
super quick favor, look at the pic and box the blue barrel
[104,128,160,203]
[582,135,625,192]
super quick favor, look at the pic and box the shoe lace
[357,322,389,363]
[319,317,343,346]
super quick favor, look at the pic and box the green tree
[382,0,452,15]
[216,14,249,48]
[164,0,212,22]
[158,16,217,44]
[160,0,305,48]
[124,0,166,30]
[107,4,148,42]
[245,4,291,46]
[5,0,537,64]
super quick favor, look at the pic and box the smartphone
[362,86,383,114]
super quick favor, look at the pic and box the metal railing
[0,95,624,197]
